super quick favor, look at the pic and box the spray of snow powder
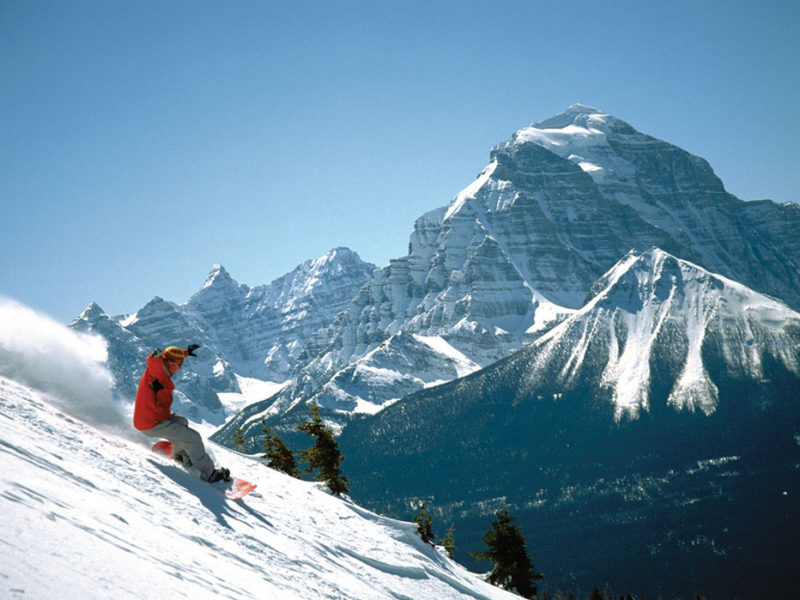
[0,296,128,431]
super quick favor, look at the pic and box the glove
[186,344,200,357]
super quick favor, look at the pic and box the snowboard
[151,440,257,500]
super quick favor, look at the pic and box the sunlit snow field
[0,297,515,600]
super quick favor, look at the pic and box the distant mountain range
[72,248,375,425]
[73,105,800,597]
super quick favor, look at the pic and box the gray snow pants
[142,415,215,479]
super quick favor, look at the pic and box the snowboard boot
[207,467,231,483]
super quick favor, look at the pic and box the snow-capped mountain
[227,105,800,439]
[523,247,800,418]
[187,248,376,381]
[338,247,800,598]
[512,105,800,308]
[71,248,375,425]
[0,301,519,600]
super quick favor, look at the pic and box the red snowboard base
[152,440,174,457]
[151,440,257,500]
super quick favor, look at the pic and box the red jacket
[133,353,177,431]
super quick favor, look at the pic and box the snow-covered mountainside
[71,248,375,425]
[338,248,800,598]
[227,105,800,439]
[0,302,517,600]
[523,247,800,418]
[187,248,376,381]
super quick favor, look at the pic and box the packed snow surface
[0,299,516,600]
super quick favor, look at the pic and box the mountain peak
[203,264,236,289]
[70,301,109,329]
[308,247,373,274]
[563,247,800,418]
[504,105,624,167]
[589,247,718,309]
[78,301,106,320]
[265,247,375,302]
[137,296,184,319]
[567,102,602,113]
[316,246,356,264]
[531,103,607,130]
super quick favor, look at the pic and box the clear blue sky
[2,0,798,323]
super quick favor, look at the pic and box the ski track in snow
[0,375,514,600]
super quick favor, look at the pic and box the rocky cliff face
[71,248,375,425]
[184,248,377,382]
[238,105,799,434]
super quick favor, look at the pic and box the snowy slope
[0,300,516,600]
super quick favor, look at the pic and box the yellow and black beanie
[162,346,185,363]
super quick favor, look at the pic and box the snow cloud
[0,296,127,429]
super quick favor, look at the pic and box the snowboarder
[134,345,230,483]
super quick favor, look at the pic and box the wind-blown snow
[0,296,126,430]
[0,299,515,600]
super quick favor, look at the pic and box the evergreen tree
[260,417,300,478]
[295,404,350,495]
[471,508,543,599]
[232,425,250,452]
[413,502,435,544]
[441,523,456,559]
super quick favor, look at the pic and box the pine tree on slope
[413,502,435,545]
[441,523,457,559]
[296,404,350,495]
[471,508,543,599]
[260,417,300,478]
[232,425,250,452]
